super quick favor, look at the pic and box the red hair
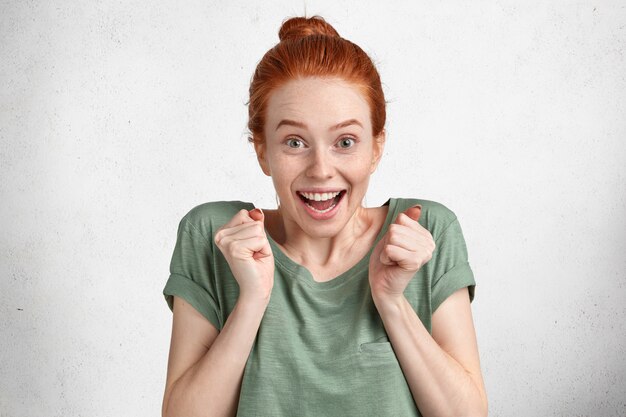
[247,15,386,145]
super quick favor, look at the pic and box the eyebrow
[275,118,363,131]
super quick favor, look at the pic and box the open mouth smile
[296,190,346,215]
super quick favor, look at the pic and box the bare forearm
[164,296,268,417]
[374,296,487,417]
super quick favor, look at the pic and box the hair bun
[278,15,340,42]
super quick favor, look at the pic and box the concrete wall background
[1,1,624,416]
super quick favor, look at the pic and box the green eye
[338,137,355,148]
[286,138,303,148]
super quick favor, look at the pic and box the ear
[253,139,271,176]
[370,129,386,173]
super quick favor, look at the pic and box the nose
[305,147,334,180]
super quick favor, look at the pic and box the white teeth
[300,191,341,201]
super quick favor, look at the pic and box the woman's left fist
[369,205,435,302]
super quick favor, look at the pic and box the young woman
[162,15,487,417]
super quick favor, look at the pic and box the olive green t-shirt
[163,197,476,416]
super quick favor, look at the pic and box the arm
[373,288,488,417]
[162,294,269,417]
[163,207,274,416]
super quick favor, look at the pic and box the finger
[215,220,265,244]
[226,235,271,260]
[248,208,264,222]
[215,209,257,238]
[394,206,422,226]
[388,222,420,240]
[251,237,272,259]
[404,205,422,222]
[380,244,420,270]
[395,210,421,227]
[224,209,257,228]
[216,222,265,242]
[386,224,433,252]
[379,247,396,266]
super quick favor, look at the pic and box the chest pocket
[359,334,394,354]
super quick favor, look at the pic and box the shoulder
[178,200,255,241]
[392,197,460,241]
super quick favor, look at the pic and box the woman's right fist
[214,208,275,302]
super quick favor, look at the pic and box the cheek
[346,156,375,177]
[268,158,295,188]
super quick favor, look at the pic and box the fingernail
[251,208,263,216]
[412,204,422,210]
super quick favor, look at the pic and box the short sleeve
[163,217,222,330]
[430,217,476,313]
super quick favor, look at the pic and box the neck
[271,205,373,268]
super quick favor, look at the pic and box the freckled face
[255,77,384,238]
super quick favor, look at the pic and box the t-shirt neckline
[251,198,399,289]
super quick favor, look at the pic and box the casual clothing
[163,197,476,416]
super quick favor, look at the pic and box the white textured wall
[1,1,625,416]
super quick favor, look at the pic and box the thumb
[249,208,265,222]
[403,205,422,222]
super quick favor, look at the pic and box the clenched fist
[214,208,275,302]
[369,205,435,305]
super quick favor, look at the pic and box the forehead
[265,77,371,130]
